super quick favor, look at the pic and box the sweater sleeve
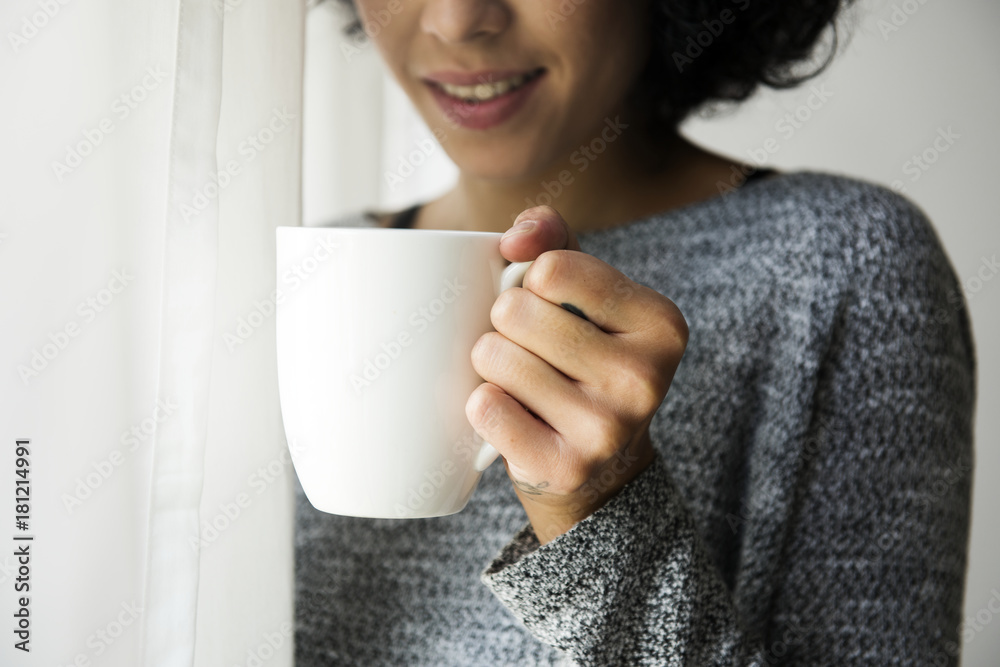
[481,453,765,665]
[479,190,976,666]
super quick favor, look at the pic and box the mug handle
[472,259,533,472]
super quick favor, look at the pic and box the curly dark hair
[326,0,855,147]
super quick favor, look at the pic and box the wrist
[515,432,656,545]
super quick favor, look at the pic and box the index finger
[522,249,662,335]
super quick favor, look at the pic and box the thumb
[499,205,582,262]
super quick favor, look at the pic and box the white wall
[304,0,999,663]
[683,2,1000,663]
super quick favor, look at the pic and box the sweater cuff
[480,451,684,650]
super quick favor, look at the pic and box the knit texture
[294,171,976,665]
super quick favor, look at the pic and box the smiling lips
[425,68,545,103]
[423,67,546,130]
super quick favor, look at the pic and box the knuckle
[653,298,689,351]
[525,249,570,295]
[599,295,620,318]
[671,309,690,350]
[562,467,594,494]
[615,357,668,419]
[467,384,503,432]
[471,332,505,376]
[586,308,609,329]
[613,277,636,298]
[583,410,630,459]
[522,204,557,220]
[546,446,593,492]
[491,287,522,329]
[554,313,590,357]
[635,374,668,416]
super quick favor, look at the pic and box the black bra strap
[389,168,777,229]
[391,203,421,229]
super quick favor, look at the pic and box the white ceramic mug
[275,226,531,518]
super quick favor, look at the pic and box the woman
[296,0,976,664]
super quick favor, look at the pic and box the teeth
[438,71,536,102]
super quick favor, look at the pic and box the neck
[425,122,741,235]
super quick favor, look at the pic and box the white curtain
[4,0,998,665]
[303,1,456,227]
[0,0,305,664]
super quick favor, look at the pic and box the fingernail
[502,220,536,240]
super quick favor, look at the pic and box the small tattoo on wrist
[513,479,550,496]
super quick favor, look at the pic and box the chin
[447,137,554,184]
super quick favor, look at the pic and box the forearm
[483,453,767,666]
[514,428,657,545]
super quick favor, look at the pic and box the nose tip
[420,0,509,44]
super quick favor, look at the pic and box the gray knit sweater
[294,171,976,666]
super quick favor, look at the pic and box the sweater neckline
[369,167,784,235]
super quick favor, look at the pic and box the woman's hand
[467,205,688,544]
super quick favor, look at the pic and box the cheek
[548,1,650,94]
[353,0,410,67]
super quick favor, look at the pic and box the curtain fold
[5,0,994,664]
[302,0,456,227]
[139,0,225,664]
[192,1,303,664]
[1,0,302,664]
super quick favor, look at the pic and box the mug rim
[276,225,502,238]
